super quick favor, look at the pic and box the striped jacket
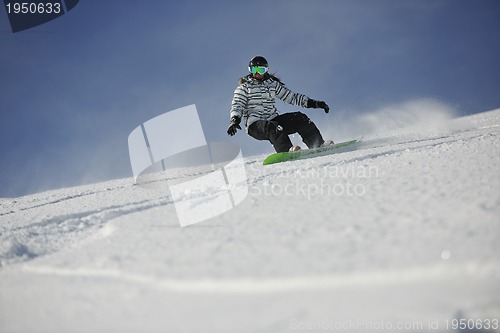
[230,75,311,131]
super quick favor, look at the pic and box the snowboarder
[227,55,332,152]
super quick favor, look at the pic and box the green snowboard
[263,140,358,165]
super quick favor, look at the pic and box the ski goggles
[249,66,268,75]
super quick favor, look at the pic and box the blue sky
[1,0,500,197]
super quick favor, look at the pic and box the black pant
[248,112,324,153]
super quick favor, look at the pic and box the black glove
[227,116,242,136]
[307,99,330,113]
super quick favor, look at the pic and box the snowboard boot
[289,146,301,152]
[321,140,335,147]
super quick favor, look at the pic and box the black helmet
[249,56,268,68]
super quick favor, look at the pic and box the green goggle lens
[249,66,268,75]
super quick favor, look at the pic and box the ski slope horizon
[0,106,499,332]
[0,98,488,199]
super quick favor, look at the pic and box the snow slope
[1,107,499,333]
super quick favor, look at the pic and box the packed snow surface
[1,106,499,332]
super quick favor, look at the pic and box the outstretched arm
[274,82,330,113]
[230,85,248,120]
[275,82,309,108]
[228,85,247,136]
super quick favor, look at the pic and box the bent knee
[293,112,311,123]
